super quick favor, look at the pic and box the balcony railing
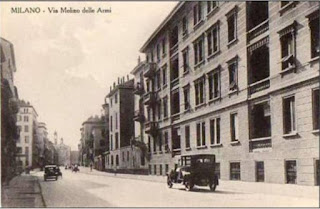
[133,82,144,95]
[145,121,158,136]
[248,77,270,95]
[249,137,272,152]
[247,19,269,42]
[133,110,145,122]
[143,63,157,78]
[143,91,157,106]
[170,43,178,55]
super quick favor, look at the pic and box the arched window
[111,155,114,165]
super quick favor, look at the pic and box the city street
[34,169,318,207]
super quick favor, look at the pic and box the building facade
[36,122,48,169]
[105,77,147,173]
[16,100,38,169]
[136,1,319,185]
[53,132,71,166]
[1,37,20,183]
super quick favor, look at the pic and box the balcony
[247,19,269,42]
[143,91,157,106]
[248,77,270,95]
[249,137,272,152]
[133,110,145,122]
[133,82,144,95]
[143,63,157,78]
[145,121,158,136]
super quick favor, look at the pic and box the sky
[1,1,177,150]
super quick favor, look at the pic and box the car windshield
[181,155,215,166]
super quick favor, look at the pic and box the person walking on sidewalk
[90,162,93,172]
[114,165,117,176]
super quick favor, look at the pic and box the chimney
[122,76,125,84]
[113,82,116,88]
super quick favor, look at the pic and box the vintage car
[44,165,62,181]
[166,154,219,191]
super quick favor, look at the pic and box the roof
[139,2,184,53]
[107,79,134,97]
[82,115,105,126]
[130,60,146,75]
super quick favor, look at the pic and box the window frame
[193,2,203,26]
[283,95,296,135]
[230,162,241,180]
[210,117,221,145]
[193,35,205,66]
[227,57,238,92]
[226,7,238,44]
[183,85,190,111]
[194,76,206,106]
[230,112,239,142]
[208,67,221,101]
[207,21,220,57]
[312,88,319,131]
[196,121,206,147]
[185,125,190,149]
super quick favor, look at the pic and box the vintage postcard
[0,0,319,207]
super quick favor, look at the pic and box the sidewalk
[79,166,319,200]
[1,172,45,208]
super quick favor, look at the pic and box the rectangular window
[193,2,202,26]
[182,16,188,36]
[280,32,295,71]
[194,77,205,106]
[156,70,161,90]
[122,152,125,162]
[157,101,161,120]
[207,1,217,14]
[215,162,220,179]
[115,132,119,149]
[149,165,152,174]
[208,70,220,100]
[163,97,168,118]
[159,133,162,152]
[230,162,241,180]
[156,44,160,62]
[310,16,319,58]
[24,125,29,133]
[162,39,166,55]
[115,113,118,130]
[148,136,151,153]
[286,160,297,184]
[316,160,319,186]
[24,116,28,122]
[283,96,296,134]
[154,164,157,175]
[196,122,206,147]
[250,101,271,139]
[207,24,219,56]
[17,147,22,154]
[183,86,190,110]
[313,89,319,130]
[185,125,190,148]
[160,164,163,175]
[227,11,237,43]
[228,59,238,91]
[110,135,113,150]
[153,137,157,152]
[25,136,29,143]
[162,66,167,86]
[230,113,239,141]
[256,161,265,182]
[164,131,169,152]
[110,116,113,131]
[115,93,118,104]
[182,49,189,73]
[165,164,169,174]
[210,118,220,145]
[194,36,204,65]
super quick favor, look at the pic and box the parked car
[44,165,62,181]
[166,154,219,191]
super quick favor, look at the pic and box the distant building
[37,122,48,168]
[16,100,38,169]
[1,37,20,183]
[79,115,107,168]
[70,151,79,165]
[54,132,71,166]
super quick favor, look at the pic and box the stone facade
[134,2,319,185]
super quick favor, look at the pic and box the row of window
[229,160,319,185]
[109,132,119,150]
[106,153,146,167]
[149,88,319,152]
[17,125,29,133]
[17,115,29,122]
[109,113,118,132]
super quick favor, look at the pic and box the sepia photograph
[0,0,319,207]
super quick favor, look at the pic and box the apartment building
[136,1,319,185]
[104,77,147,173]
[16,100,39,169]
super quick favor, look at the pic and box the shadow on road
[173,187,243,195]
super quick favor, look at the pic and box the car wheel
[167,176,173,188]
[209,182,217,191]
[185,180,194,191]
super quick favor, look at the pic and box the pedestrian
[90,162,93,172]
